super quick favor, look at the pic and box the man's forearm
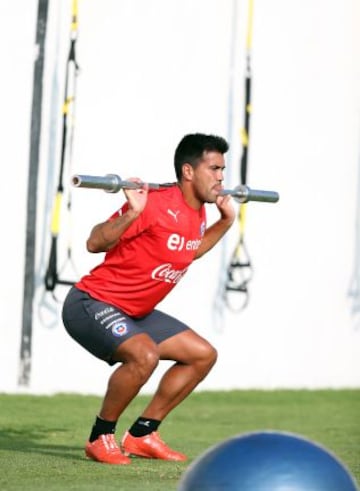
[86,209,140,253]
[194,217,234,259]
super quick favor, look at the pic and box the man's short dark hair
[174,133,229,181]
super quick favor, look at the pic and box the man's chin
[206,193,218,204]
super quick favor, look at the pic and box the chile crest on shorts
[112,322,128,337]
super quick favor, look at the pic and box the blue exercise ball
[178,431,359,491]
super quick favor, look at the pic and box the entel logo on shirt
[167,233,201,252]
[151,263,188,283]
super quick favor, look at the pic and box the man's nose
[216,169,224,181]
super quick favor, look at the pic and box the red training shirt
[76,185,207,317]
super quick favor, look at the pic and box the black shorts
[62,286,190,365]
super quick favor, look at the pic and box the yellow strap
[71,0,78,33]
[62,96,74,115]
[240,202,247,231]
[246,0,254,51]
[238,0,253,239]
[50,192,62,236]
[240,127,248,147]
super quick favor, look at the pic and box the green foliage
[0,390,359,490]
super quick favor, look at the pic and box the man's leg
[63,289,162,464]
[98,333,159,421]
[121,329,217,460]
[86,333,159,464]
[142,329,217,419]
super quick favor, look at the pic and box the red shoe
[85,434,131,465]
[121,431,187,461]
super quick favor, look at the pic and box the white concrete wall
[1,0,359,394]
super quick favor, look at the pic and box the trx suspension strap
[45,0,79,295]
[224,0,254,311]
[19,0,49,386]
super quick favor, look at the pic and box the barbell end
[71,174,149,193]
[232,185,279,204]
[71,173,126,193]
[71,175,81,187]
[71,174,116,191]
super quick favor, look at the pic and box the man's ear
[182,163,194,181]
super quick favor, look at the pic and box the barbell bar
[71,174,279,204]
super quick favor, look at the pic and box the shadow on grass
[0,427,85,462]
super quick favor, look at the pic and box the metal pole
[19,0,49,387]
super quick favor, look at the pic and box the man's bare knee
[202,345,218,370]
[112,335,160,384]
[126,343,160,384]
[192,344,218,378]
[134,348,159,381]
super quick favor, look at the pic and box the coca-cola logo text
[151,263,188,284]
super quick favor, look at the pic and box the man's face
[190,151,225,203]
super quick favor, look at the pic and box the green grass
[0,390,359,490]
